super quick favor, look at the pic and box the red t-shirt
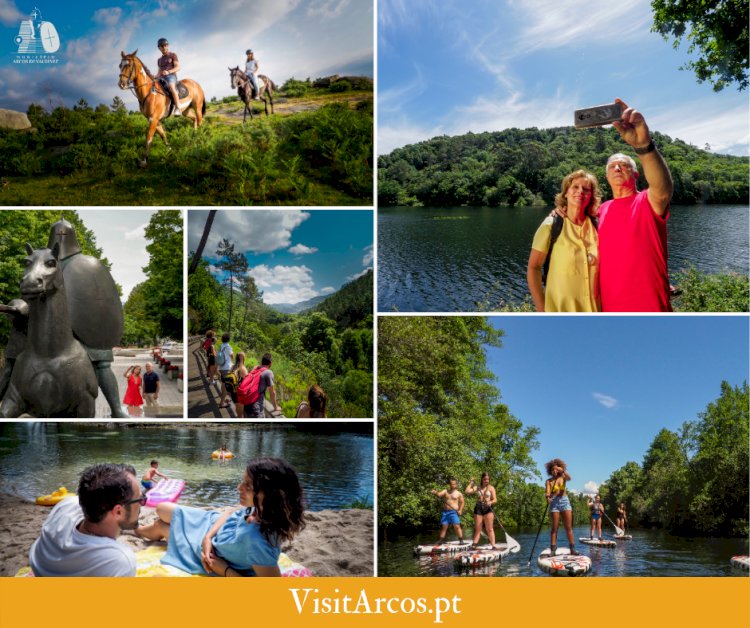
[598,190,671,312]
[158,52,178,73]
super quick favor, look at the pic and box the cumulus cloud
[583,481,599,496]
[346,268,370,282]
[321,286,335,294]
[248,263,319,304]
[289,243,318,255]
[124,223,148,240]
[188,210,310,256]
[593,392,618,409]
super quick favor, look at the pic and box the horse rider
[245,49,261,100]
[155,38,181,113]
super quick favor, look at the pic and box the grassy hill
[0,83,373,206]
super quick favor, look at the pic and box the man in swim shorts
[430,478,464,543]
[29,463,143,576]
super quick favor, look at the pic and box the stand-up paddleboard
[414,540,472,555]
[730,555,749,572]
[537,547,592,576]
[579,537,617,548]
[145,479,186,507]
[454,544,510,567]
[613,534,633,540]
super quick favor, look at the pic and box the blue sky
[0,0,372,111]
[484,315,749,494]
[188,209,373,305]
[378,0,749,156]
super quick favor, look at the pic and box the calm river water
[0,423,373,511]
[378,205,749,311]
[379,527,749,577]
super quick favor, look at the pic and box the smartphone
[573,102,623,128]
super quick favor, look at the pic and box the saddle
[157,78,189,116]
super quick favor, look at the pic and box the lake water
[0,423,373,511]
[378,205,749,311]
[379,527,749,577]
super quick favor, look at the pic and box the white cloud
[0,0,23,26]
[248,263,319,304]
[593,392,618,409]
[320,286,335,294]
[503,0,651,58]
[583,481,599,496]
[307,0,351,19]
[346,268,369,282]
[124,223,148,240]
[378,65,427,114]
[93,7,122,26]
[188,210,310,255]
[289,243,318,255]
[362,244,373,266]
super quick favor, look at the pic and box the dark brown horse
[119,49,206,166]
[229,66,276,121]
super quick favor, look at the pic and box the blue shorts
[440,510,460,525]
[550,495,572,513]
[591,513,601,520]
[163,74,178,85]
[141,480,154,490]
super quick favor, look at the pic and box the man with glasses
[29,463,143,576]
[597,98,674,312]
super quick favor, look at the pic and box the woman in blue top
[588,494,605,540]
[136,457,305,576]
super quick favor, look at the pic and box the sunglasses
[121,495,147,506]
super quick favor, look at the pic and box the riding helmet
[246,49,253,54]
[158,38,169,47]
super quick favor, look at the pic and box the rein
[121,57,167,106]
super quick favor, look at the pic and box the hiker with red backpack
[238,353,280,418]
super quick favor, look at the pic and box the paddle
[496,519,521,553]
[527,501,550,565]
[603,510,624,536]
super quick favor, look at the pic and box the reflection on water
[378,205,750,311]
[0,423,373,511]
[379,527,749,577]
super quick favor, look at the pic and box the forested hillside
[189,262,373,418]
[378,126,748,207]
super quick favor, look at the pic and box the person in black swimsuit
[465,473,498,548]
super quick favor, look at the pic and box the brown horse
[229,66,276,121]
[119,49,206,166]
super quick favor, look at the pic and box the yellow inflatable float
[211,450,235,459]
[36,487,76,507]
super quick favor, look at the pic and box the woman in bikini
[616,502,627,532]
[588,494,605,540]
[465,473,498,548]
[545,458,577,556]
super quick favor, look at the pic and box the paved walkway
[94,350,184,418]
[187,337,283,418]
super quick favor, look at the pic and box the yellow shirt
[532,215,599,312]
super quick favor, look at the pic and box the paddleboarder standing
[616,502,628,532]
[587,494,605,540]
[430,479,464,544]
[545,459,578,556]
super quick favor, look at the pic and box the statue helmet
[47,218,82,260]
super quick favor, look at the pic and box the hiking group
[201,330,327,418]
[527,98,674,313]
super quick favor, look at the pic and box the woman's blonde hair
[554,169,601,217]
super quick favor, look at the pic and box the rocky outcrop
[0,109,31,130]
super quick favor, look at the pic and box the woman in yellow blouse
[527,170,602,312]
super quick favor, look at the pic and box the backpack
[222,371,241,395]
[217,344,229,368]
[541,214,598,285]
[237,366,268,405]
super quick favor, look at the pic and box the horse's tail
[202,98,206,116]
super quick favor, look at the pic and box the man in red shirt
[597,98,674,312]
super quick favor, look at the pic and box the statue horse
[0,244,98,418]
[119,49,206,166]
[229,66,276,121]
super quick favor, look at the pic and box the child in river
[142,460,168,491]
